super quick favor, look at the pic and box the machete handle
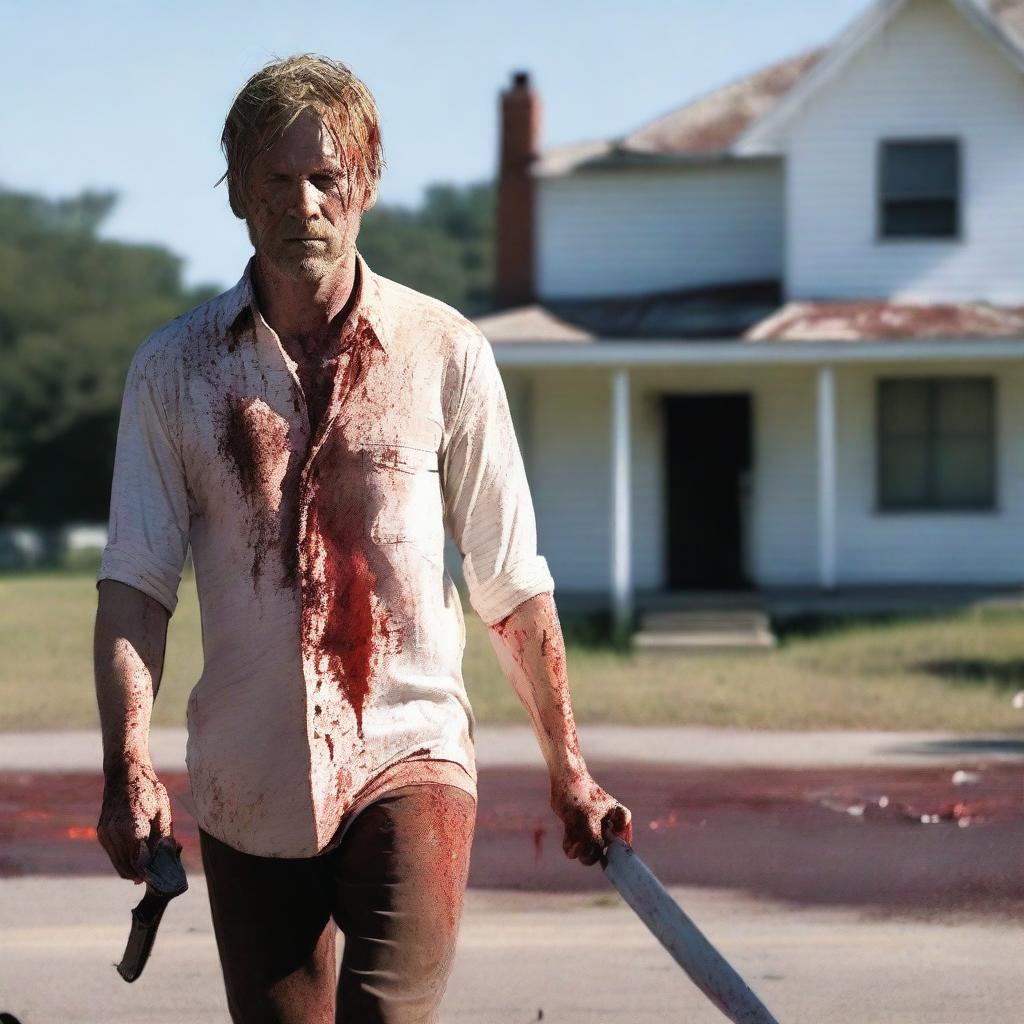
[142,837,188,897]
[115,838,189,982]
[599,819,632,866]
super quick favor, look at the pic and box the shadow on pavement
[880,737,1024,758]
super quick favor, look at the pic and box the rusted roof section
[745,301,1024,342]
[537,49,824,176]
[622,49,825,157]
[477,297,1024,344]
[539,1,1024,176]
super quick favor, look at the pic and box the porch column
[610,368,633,640]
[816,364,837,590]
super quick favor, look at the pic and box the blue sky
[1,0,867,289]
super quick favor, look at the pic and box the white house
[476,0,1024,635]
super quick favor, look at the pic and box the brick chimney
[496,71,540,309]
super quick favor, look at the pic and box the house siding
[834,361,1024,584]
[785,0,1024,303]
[515,366,821,594]
[631,366,821,588]
[535,163,784,299]
[746,368,820,585]
[522,367,672,593]
[529,369,613,590]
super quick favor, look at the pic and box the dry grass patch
[1,571,1022,732]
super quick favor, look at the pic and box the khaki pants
[199,784,476,1023]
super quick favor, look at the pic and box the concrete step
[634,607,776,652]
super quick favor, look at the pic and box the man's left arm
[441,327,631,865]
[488,591,632,865]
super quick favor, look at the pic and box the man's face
[244,108,372,283]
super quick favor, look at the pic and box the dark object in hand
[115,837,188,983]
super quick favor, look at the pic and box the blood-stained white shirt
[98,250,554,857]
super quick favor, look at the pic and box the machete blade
[602,837,781,1024]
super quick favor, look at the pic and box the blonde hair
[219,53,385,217]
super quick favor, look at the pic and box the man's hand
[97,758,178,884]
[551,771,633,866]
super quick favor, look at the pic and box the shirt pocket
[361,443,445,552]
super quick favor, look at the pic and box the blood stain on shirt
[301,443,380,739]
[217,394,292,586]
[226,306,255,353]
[299,320,398,744]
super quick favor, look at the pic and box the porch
[492,336,1024,641]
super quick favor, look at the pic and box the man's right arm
[94,579,178,884]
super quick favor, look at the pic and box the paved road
[0,876,1018,1024]
[3,724,1023,772]
[3,729,1020,1022]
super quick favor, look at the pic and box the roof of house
[475,281,781,343]
[477,296,1024,345]
[473,305,595,343]
[996,0,1024,45]
[618,49,825,158]
[744,300,1024,342]
[538,0,1024,176]
[502,2,1024,346]
[738,0,1024,154]
[536,49,823,177]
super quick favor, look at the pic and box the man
[94,54,632,1023]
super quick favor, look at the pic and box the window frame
[874,375,997,514]
[875,137,963,243]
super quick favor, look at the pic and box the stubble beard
[256,231,346,286]
[277,249,336,284]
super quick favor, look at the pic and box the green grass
[1,570,1022,732]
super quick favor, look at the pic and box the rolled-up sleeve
[441,329,555,625]
[97,347,190,615]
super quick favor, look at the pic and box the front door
[664,394,752,589]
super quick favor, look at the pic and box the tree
[0,181,496,526]
[359,182,495,316]
[0,187,218,524]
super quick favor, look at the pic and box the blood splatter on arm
[488,592,633,865]
[490,593,582,777]
[93,580,178,882]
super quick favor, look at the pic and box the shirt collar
[226,248,390,355]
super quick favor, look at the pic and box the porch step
[634,608,776,652]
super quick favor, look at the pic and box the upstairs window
[877,377,995,511]
[878,140,960,240]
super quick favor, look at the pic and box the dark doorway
[664,394,753,589]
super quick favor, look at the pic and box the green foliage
[359,182,495,316]
[0,187,219,524]
[0,181,497,525]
